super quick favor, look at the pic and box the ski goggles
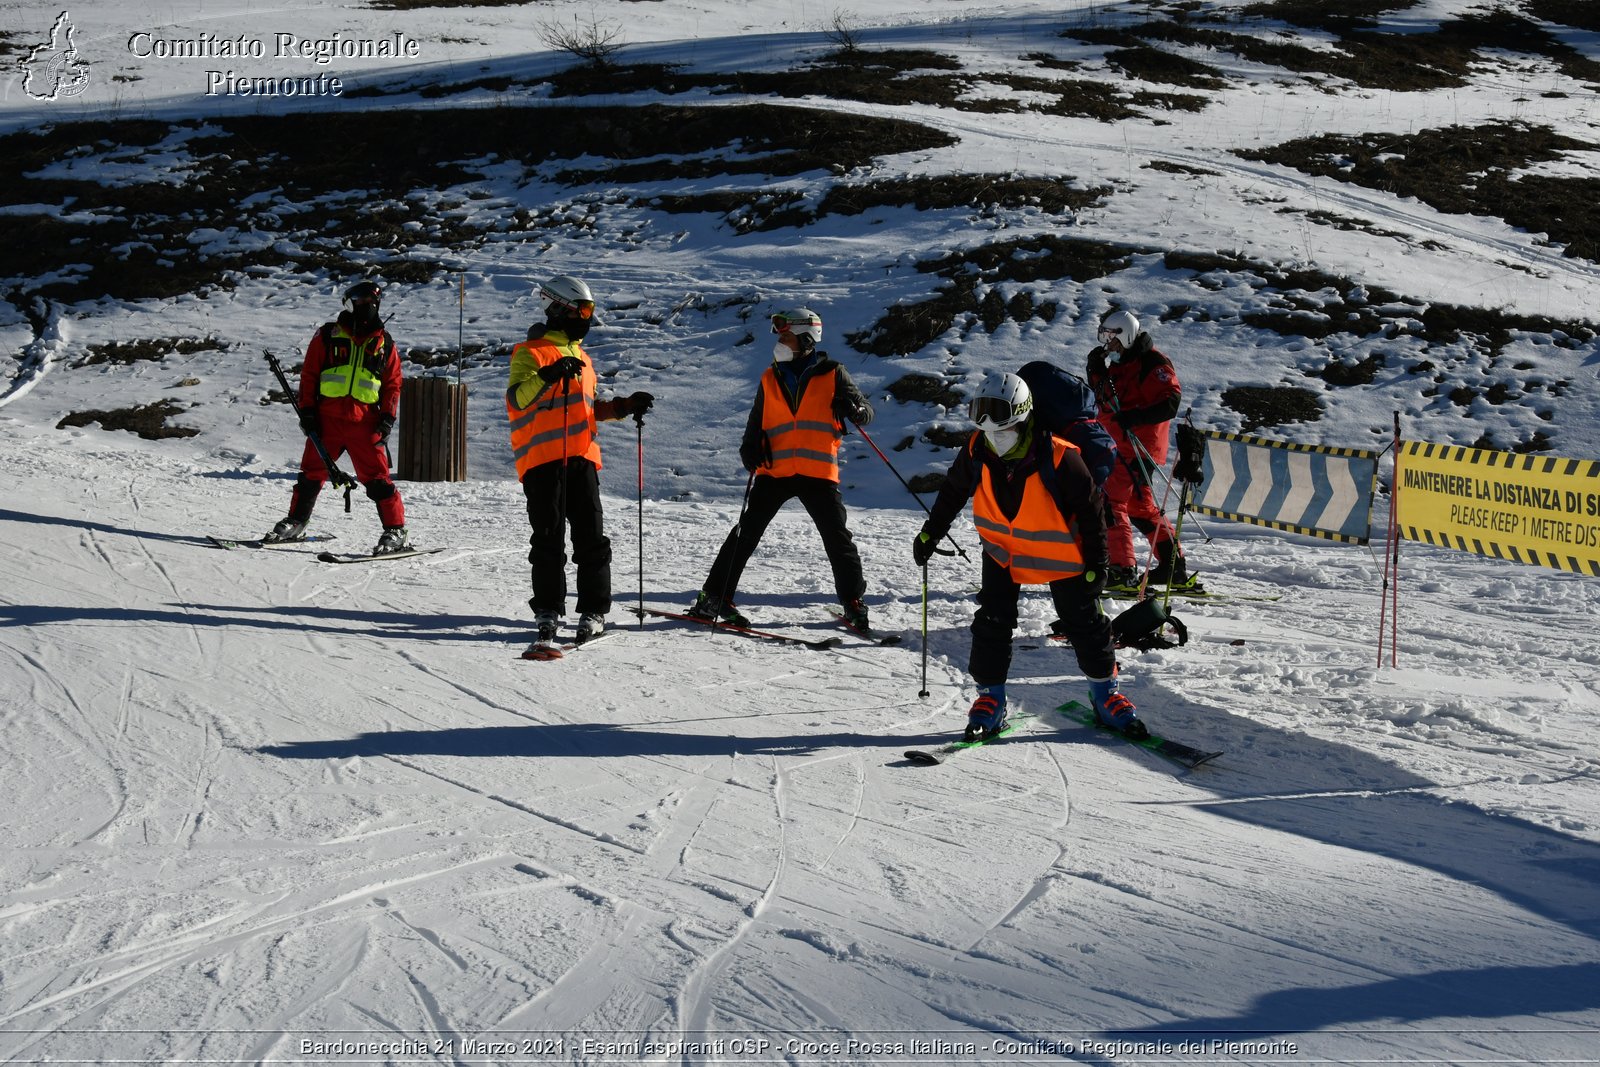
[970,395,1023,430]
[771,313,818,334]
[552,298,596,320]
[1097,325,1125,344]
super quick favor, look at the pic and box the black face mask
[557,316,591,343]
[350,303,382,332]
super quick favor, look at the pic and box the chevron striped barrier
[1396,442,1600,576]
[1191,429,1379,544]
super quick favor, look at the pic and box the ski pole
[558,372,570,539]
[264,350,358,512]
[1124,428,1215,543]
[917,544,953,700]
[706,469,757,635]
[1381,411,1402,668]
[849,419,970,562]
[919,559,930,699]
[635,412,645,630]
[1159,481,1192,620]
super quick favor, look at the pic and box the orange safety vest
[760,366,842,482]
[506,335,600,478]
[972,434,1087,584]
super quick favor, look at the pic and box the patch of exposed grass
[1068,7,1600,93]
[1310,352,1387,386]
[57,399,199,440]
[1238,122,1600,262]
[821,175,1107,219]
[0,103,953,305]
[1145,160,1221,178]
[1527,0,1600,32]
[1136,19,1475,92]
[1221,385,1323,432]
[850,236,1135,356]
[1025,75,1208,120]
[79,337,225,367]
[855,239,1596,392]
[393,49,1210,121]
[1279,206,1450,251]
[1239,0,1422,32]
[887,374,964,407]
[1021,52,1085,73]
[650,175,1108,234]
[1106,46,1228,90]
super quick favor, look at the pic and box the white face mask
[984,428,1020,455]
[773,340,795,363]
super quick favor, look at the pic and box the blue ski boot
[1089,669,1149,741]
[964,684,1009,743]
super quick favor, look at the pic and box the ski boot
[1146,541,1186,586]
[687,591,750,628]
[1089,668,1148,740]
[263,518,307,544]
[373,525,410,555]
[1104,564,1140,592]
[964,684,1009,743]
[840,598,870,635]
[576,612,605,644]
[534,610,561,644]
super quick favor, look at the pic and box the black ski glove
[740,434,773,473]
[375,414,395,443]
[544,355,584,382]
[626,391,654,417]
[832,395,870,427]
[912,529,938,567]
[298,409,320,437]
[1174,423,1206,485]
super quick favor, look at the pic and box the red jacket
[1086,332,1181,466]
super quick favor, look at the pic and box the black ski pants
[968,552,1116,687]
[702,473,865,607]
[522,457,612,616]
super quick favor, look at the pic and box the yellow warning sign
[1397,442,1600,575]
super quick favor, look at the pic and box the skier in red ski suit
[1085,309,1189,587]
[264,281,409,555]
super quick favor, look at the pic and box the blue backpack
[1017,360,1117,486]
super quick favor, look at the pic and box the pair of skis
[520,606,902,663]
[207,534,444,564]
[634,607,901,650]
[904,699,1222,769]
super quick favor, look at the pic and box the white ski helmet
[969,371,1033,431]
[1098,309,1140,348]
[771,307,823,347]
[539,275,603,325]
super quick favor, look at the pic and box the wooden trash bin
[397,376,468,481]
